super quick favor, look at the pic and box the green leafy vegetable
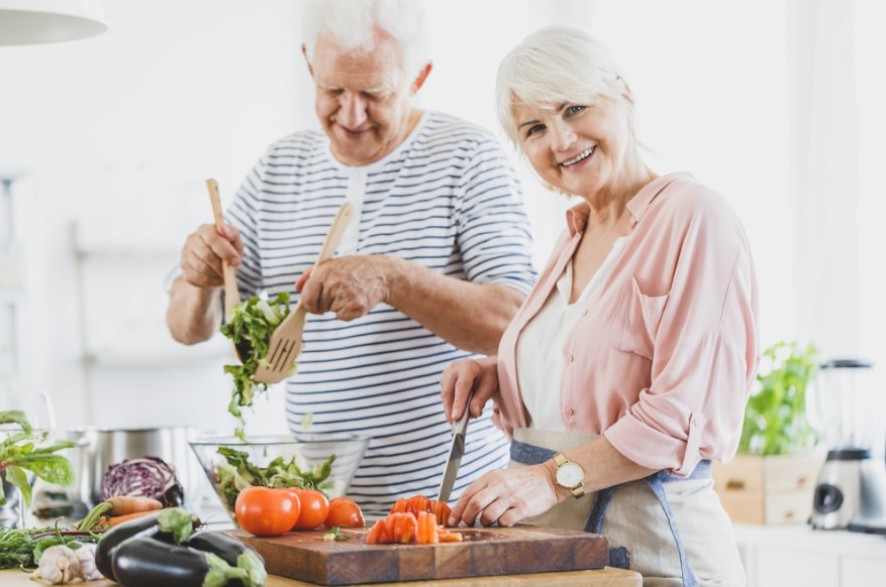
[0,527,98,569]
[219,292,292,440]
[739,341,819,455]
[323,526,350,541]
[211,447,335,511]
[0,528,33,568]
[0,410,74,506]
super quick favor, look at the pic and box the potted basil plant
[713,341,826,524]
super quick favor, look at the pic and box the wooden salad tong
[253,201,353,384]
[206,178,249,362]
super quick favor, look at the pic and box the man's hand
[295,253,523,355]
[180,223,243,289]
[296,255,394,321]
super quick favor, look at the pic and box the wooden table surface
[1,566,641,586]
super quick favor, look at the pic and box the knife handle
[452,386,475,435]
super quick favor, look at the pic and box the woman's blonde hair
[495,26,635,144]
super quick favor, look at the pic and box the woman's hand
[179,223,243,289]
[440,356,500,424]
[447,462,560,527]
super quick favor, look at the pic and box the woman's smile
[560,146,596,167]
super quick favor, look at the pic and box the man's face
[308,32,417,166]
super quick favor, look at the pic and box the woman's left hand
[448,462,561,527]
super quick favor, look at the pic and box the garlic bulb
[73,542,103,581]
[35,545,81,584]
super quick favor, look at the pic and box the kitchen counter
[733,522,886,586]
[2,567,641,586]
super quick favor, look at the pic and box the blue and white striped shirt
[227,111,536,515]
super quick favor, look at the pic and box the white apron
[509,428,746,587]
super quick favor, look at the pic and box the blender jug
[809,359,886,532]
[814,359,874,450]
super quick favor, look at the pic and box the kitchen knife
[436,386,475,504]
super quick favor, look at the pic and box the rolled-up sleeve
[603,188,759,475]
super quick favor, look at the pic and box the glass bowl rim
[189,433,370,447]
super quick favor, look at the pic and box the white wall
[0,1,880,442]
[0,0,311,434]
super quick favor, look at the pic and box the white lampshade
[0,0,107,45]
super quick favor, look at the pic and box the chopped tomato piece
[364,510,462,545]
[386,494,452,526]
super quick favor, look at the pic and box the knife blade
[436,386,475,504]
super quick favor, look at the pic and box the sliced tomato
[438,528,463,542]
[390,498,408,514]
[392,512,417,543]
[386,494,452,526]
[365,519,384,545]
[416,511,438,545]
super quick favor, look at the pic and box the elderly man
[166,0,535,516]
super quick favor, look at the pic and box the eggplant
[188,531,264,567]
[94,511,165,580]
[112,537,265,587]
[94,507,199,581]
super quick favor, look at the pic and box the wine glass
[0,390,56,528]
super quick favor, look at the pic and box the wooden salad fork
[207,178,249,362]
[253,201,354,384]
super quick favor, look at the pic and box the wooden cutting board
[232,525,609,586]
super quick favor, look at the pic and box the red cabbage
[100,456,184,507]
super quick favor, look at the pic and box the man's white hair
[303,0,430,80]
[495,26,634,144]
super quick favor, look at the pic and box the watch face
[556,462,583,488]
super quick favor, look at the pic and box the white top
[227,111,537,515]
[517,237,626,430]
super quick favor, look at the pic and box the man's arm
[166,222,243,345]
[385,257,523,356]
[297,254,524,356]
[166,275,223,345]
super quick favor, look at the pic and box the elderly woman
[440,26,758,586]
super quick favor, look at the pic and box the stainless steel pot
[66,426,203,508]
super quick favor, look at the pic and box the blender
[809,359,886,532]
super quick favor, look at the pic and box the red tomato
[292,488,330,530]
[325,497,365,528]
[235,486,300,537]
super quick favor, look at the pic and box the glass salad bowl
[189,433,369,525]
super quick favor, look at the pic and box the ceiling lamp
[0,0,107,46]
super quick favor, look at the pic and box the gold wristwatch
[553,452,585,497]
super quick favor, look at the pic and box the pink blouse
[495,173,759,476]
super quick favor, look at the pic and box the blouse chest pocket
[609,276,670,360]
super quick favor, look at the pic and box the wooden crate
[713,452,825,524]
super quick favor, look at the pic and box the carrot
[106,495,164,516]
[75,495,163,531]
[98,509,163,528]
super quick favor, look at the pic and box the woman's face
[514,96,632,200]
